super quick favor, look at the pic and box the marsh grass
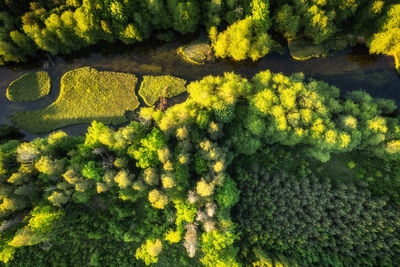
[288,38,329,60]
[7,71,51,102]
[11,67,139,134]
[177,42,214,65]
[139,75,187,106]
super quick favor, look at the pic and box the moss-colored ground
[6,71,51,102]
[139,75,187,106]
[177,42,214,65]
[11,67,139,134]
[288,38,329,60]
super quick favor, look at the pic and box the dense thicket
[1,70,400,265]
[0,0,399,64]
[234,153,400,266]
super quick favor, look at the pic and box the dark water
[0,38,399,140]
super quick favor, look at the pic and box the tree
[144,168,159,186]
[184,223,198,258]
[274,4,300,39]
[211,0,273,61]
[201,229,239,267]
[0,246,15,264]
[250,0,271,32]
[146,0,171,30]
[10,30,35,53]
[81,161,102,182]
[369,4,400,58]
[113,170,132,189]
[161,174,176,189]
[9,228,37,247]
[196,179,214,197]
[35,156,65,176]
[129,128,167,169]
[28,206,63,234]
[0,197,27,217]
[148,189,168,209]
[168,0,200,34]
[7,172,29,185]
[215,176,239,209]
[136,239,163,265]
[47,191,69,207]
[165,229,181,243]
[16,142,40,163]
[203,0,224,28]
[119,23,142,44]
[73,6,102,44]
[212,16,273,61]
[157,147,170,164]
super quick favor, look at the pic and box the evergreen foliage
[234,163,400,266]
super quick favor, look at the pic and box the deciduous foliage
[0,0,398,65]
[211,0,273,61]
[1,69,400,266]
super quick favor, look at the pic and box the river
[0,36,399,140]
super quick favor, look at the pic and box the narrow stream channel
[1,37,399,140]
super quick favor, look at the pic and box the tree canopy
[1,69,400,265]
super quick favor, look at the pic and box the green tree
[47,191,69,207]
[129,128,167,169]
[113,170,132,189]
[136,239,163,265]
[168,0,201,34]
[274,4,300,39]
[369,4,400,61]
[28,205,63,234]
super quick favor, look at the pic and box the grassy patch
[6,71,51,102]
[11,67,139,134]
[288,38,329,60]
[177,42,214,65]
[139,75,187,106]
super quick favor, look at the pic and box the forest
[0,0,400,266]
[0,0,399,71]
[1,70,400,266]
